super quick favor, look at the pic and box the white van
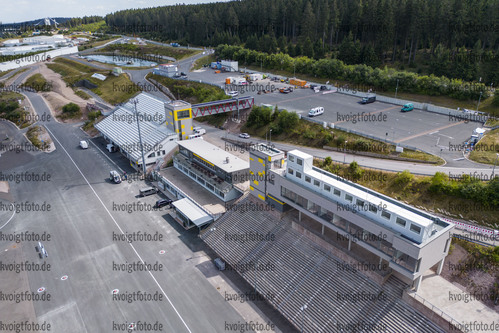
[194,128,206,135]
[189,133,204,139]
[139,187,158,197]
[308,107,324,117]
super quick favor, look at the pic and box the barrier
[0,46,79,72]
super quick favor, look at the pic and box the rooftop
[168,100,191,108]
[178,139,249,173]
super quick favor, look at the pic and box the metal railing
[410,292,473,333]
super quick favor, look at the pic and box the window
[410,224,421,234]
[324,184,331,192]
[356,199,365,210]
[289,155,295,162]
[314,180,320,187]
[345,194,353,202]
[288,168,294,175]
[381,210,391,220]
[305,176,311,183]
[297,158,303,166]
[368,204,378,213]
[396,217,406,227]
[296,171,302,179]
[148,152,155,158]
[333,189,341,197]
[177,110,190,119]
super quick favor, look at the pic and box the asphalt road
[0,97,253,332]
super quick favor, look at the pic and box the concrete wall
[0,46,78,72]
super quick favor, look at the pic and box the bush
[88,110,101,121]
[348,161,364,181]
[394,170,414,186]
[62,103,80,113]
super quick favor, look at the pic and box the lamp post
[300,304,308,333]
[343,141,348,164]
[132,99,147,175]
[476,91,483,112]
[269,129,272,144]
[294,62,296,78]
[395,79,399,99]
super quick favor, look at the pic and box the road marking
[44,126,192,333]
[88,140,124,174]
[0,204,16,230]
[395,121,465,143]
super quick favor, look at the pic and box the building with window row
[249,144,454,291]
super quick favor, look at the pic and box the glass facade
[280,185,420,273]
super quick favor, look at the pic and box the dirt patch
[35,63,96,123]
[222,108,251,133]
[441,242,499,311]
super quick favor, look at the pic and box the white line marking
[0,205,16,230]
[87,139,124,173]
[44,126,192,333]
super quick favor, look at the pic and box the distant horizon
[1,0,230,24]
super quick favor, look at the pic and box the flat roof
[306,168,433,228]
[178,139,249,173]
[288,149,313,160]
[172,198,212,227]
[168,100,191,108]
[252,143,284,156]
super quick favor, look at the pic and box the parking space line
[44,126,192,333]
[395,121,465,143]
[88,139,125,174]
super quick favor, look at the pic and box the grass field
[469,128,499,164]
[46,57,139,104]
[22,73,51,92]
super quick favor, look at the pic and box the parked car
[110,170,122,184]
[308,107,324,117]
[401,103,414,112]
[226,90,239,97]
[154,199,173,208]
[360,95,376,104]
[310,84,318,90]
[279,87,293,94]
[239,133,250,139]
[139,186,158,197]
[79,140,89,149]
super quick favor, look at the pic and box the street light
[293,62,296,78]
[300,304,308,333]
[395,79,399,99]
[343,141,348,164]
[132,99,147,175]
[269,129,272,144]
[476,91,483,111]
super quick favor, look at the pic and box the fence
[0,46,79,72]
[152,170,220,221]
[410,292,472,333]
[334,87,491,123]
[299,114,435,156]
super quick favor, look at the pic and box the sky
[1,0,229,24]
